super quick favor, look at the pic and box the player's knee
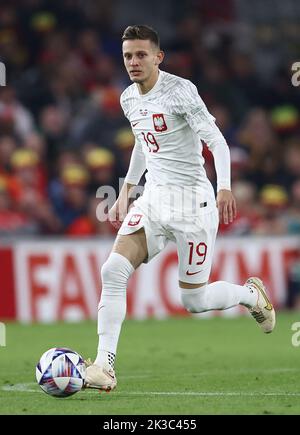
[101,260,118,286]
[180,285,209,313]
[101,252,134,289]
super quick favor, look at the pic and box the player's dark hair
[122,25,160,48]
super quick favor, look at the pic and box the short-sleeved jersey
[120,70,218,199]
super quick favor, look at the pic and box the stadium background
[0,0,300,322]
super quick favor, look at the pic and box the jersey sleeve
[120,92,129,119]
[172,80,231,191]
[124,138,147,185]
[120,90,146,185]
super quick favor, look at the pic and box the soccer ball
[36,347,86,398]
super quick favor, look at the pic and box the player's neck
[137,69,160,95]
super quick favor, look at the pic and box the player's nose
[129,56,139,66]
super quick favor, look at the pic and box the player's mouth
[130,70,142,76]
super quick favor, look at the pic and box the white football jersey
[120,70,228,200]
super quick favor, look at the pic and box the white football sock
[95,350,116,369]
[94,252,134,368]
[181,281,257,313]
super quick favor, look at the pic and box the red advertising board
[0,237,299,322]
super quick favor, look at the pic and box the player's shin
[180,281,257,313]
[95,252,134,368]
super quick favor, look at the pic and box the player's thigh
[118,205,169,268]
[112,228,148,269]
[176,209,219,286]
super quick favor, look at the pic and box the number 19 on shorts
[188,242,207,265]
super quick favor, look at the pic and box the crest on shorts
[152,114,167,132]
[128,214,142,226]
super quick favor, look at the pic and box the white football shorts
[118,186,219,284]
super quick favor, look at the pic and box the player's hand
[216,189,237,225]
[108,200,129,229]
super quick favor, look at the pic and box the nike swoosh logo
[186,270,201,276]
[132,122,139,127]
[103,368,116,381]
[251,278,273,311]
[261,293,273,311]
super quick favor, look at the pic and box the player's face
[122,39,163,85]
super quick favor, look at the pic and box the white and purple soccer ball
[36,347,86,398]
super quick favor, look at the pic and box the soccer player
[85,25,275,391]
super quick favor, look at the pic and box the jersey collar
[136,70,164,98]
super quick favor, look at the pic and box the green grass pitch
[1,313,300,415]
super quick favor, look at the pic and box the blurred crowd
[0,0,300,239]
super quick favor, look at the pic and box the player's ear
[155,50,164,65]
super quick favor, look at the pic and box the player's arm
[176,81,237,224]
[109,139,146,228]
[111,93,147,228]
[194,112,236,225]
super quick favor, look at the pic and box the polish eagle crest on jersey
[152,114,167,132]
